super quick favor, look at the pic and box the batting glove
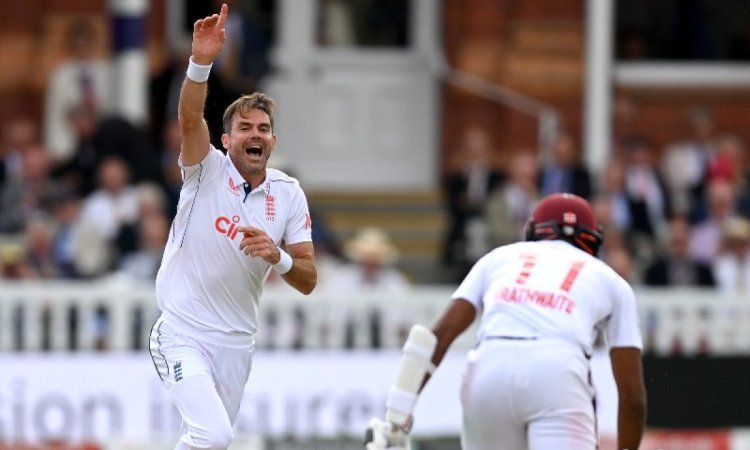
[364,417,411,450]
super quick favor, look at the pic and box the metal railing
[1,279,749,356]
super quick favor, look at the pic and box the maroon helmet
[524,193,604,255]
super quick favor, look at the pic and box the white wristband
[273,248,293,274]
[186,57,212,83]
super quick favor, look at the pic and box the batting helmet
[524,193,604,255]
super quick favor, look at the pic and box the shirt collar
[227,155,269,196]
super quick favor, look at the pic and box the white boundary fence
[0,279,748,355]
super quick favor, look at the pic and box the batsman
[365,193,646,450]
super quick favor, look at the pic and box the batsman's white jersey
[452,239,642,450]
[155,146,312,346]
[453,239,642,354]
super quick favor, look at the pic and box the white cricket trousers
[149,316,254,450]
[460,338,597,450]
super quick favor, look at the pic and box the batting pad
[386,324,438,425]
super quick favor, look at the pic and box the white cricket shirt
[452,240,642,355]
[155,146,312,346]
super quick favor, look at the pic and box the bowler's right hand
[191,3,228,65]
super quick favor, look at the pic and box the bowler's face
[223,109,276,179]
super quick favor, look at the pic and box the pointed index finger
[217,3,229,28]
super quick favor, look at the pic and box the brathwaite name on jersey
[494,286,576,314]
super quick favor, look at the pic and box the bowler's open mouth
[245,145,262,157]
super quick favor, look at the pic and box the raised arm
[179,3,228,166]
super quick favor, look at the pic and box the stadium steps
[307,190,449,284]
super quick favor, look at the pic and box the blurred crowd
[2,3,750,356]
[0,0,412,287]
[1,19,177,283]
[0,1,423,354]
[441,100,750,296]
[0,1,276,283]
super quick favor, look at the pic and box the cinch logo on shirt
[215,215,242,240]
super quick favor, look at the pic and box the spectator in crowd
[0,242,35,279]
[50,191,82,278]
[538,131,592,200]
[0,144,57,233]
[136,182,168,220]
[24,218,61,279]
[49,188,110,279]
[661,106,718,220]
[611,96,641,159]
[689,178,741,264]
[621,134,671,266]
[706,134,750,217]
[329,227,411,348]
[485,151,539,249]
[119,213,169,282]
[597,228,637,283]
[79,156,139,270]
[93,115,162,185]
[644,216,715,287]
[51,103,101,197]
[712,217,750,294]
[0,116,38,186]
[336,227,410,292]
[604,243,636,284]
[442,125,504,276]
[44,17,111,164]
[592,158,632,233]
[111,182,168,265]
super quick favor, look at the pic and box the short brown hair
[222,92,276,133]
